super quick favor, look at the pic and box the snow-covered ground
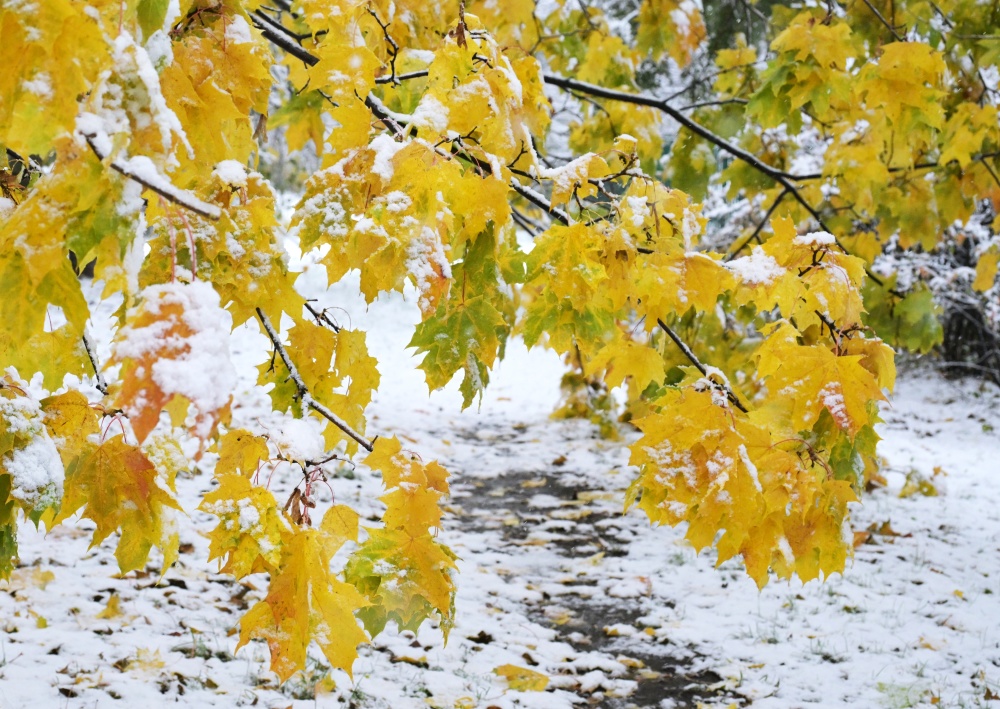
[1,269,998,708]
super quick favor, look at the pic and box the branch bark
[657,318,749,413]
[82,134,221,220]
[82,330,109,396]
[256,307,375,453]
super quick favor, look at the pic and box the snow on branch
[79,129,221,221]
[657,318,750,413]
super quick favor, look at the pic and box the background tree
[0,0,994,681]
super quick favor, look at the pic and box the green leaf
[137,0,170,39]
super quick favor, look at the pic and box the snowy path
[1,281,998,709]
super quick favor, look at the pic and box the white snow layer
[726,245,786,285]
[112,281,236,440]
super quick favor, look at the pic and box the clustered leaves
[3,0,994,684]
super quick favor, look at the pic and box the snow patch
[726,246,785,285]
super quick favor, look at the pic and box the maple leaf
[110,281,236,445]
[495,664,550,691]
[587,338,666,391]
[41,391,100,465]
[628,384,861,587]
[200,473,284,578]
[636,0,706,67]
[633,251,735,324]
[216,429,269,478]
[237,505,369,681]
[409,232,512,408]
[755,321,885,437]
[54,436,182,574]
[346,437,456,637]
[974,250,999,293]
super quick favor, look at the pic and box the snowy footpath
[1,274,998,709]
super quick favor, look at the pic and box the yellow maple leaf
[755,322,885,436]
[587,338,666,391]
[494,664,550,691]
[54,436,182,574]
[200,474,285,578]
[973,250,999,293]
[237,505,368,681]
[216,429,269,478]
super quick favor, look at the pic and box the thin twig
[82,331,109,396]
[726,188,790,260]
[657,318,749,413]
[256,307,374,452]
[82,134,221,220]
[251,16,318,66]
[542,74,809,184]
[366,7,400,84]
[304,300,341,332]
[374,69,429,85]
[678,97,749,111]
[858,0,904,41]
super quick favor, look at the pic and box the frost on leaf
[201,473,284,579]
[628,387,860,588]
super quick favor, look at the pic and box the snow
[212,159,249,188]
[265,414,326,463]
[795,230,837,247]
[225,15,253,45]
[4,432,64,512]
[3,264,1000,708]
[406,226,452,311]
[726,246,785,285]
[411,95,451,134]
[114,33,191,156]
[112,282,237,441]
[21,72,52,99]
[537,153,599,201]
[0,386,64,512]
[368,133,406,181]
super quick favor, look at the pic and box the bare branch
[256,307,374,452]
[542,74,809,184]
[374,69,429,85]
[82,134,221,220]
[858,0,904,41]
[678,97,749,111]
[82,330,109,396]
[726,188,791,260]
[657,318,749,413]
[251,13,318,66]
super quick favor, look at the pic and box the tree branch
[251,14,318,66]
[542,74,810,185]
[82,134,221,220]
[256,307,375,452]
[657,318,749,413]
[82,330,109,396]
[858,0,904,41]
[726,188,791,260]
